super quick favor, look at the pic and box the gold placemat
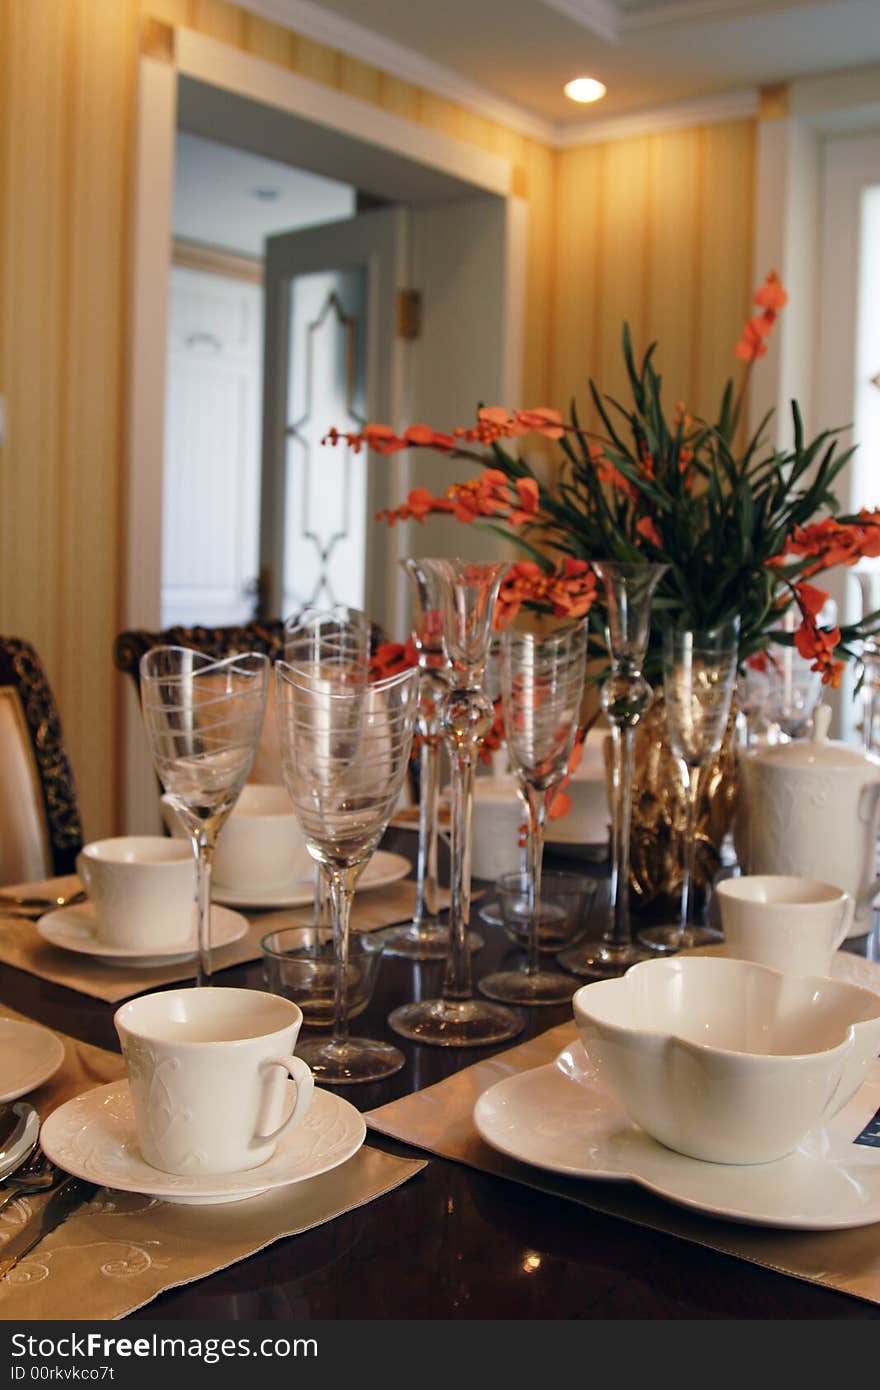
[366,1018,880,1310]
[0,1146,425,1321]
[0,1000,125,1116]
[0,1002,426,1319]
[0,875,442,1003]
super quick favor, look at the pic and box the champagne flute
[479,623,587,1005]
[140,646,269,986]
[639,618,740,952]
[284,606,371,927]
[388,559,522,1047]
[275,661,419,1083]
[558,561,667,978]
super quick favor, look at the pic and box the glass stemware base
[478,967,575,1006]
[556,937,652,979]
[637,922,723,952]
[296,1036,405,1085]
[388,998,523,1048]
[381,923,484,960]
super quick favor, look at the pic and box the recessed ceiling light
[252,186,280,201]
[564,77,607,104]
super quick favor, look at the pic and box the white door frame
[124,23,526,831]
[817,132,880,739]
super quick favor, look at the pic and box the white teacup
[77,837,195,950]
[115,987,314,1176]
[715,874,854,977]
[162,784,311,892]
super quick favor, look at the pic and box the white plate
[684,942,880,995]
[36,903,249,967]
[474,1041,880,1230]
[41,1079,366,1205]
[212,849,411,910]
[0,1019,65,1101]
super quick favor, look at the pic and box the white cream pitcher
[735,706,880,938]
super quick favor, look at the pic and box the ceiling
[239,0,880,136]
[173,133,355,257]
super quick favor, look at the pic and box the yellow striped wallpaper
[552,119,756,424]
[0,0,754,839]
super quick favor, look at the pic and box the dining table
[1,826,879,1322]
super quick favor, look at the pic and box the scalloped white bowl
[573,956,880,1165]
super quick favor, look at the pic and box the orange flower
[495,559,597,628]
[369,638,419,681]
[794,622,844,688]
[734,272,787,361]
[324,422,456,454]
[590,444,638,501]
[509,476,540,525]
[769,511,880,579]
[793,581,829,619]
[754,271,788,311]
[735,319,770,362]
[635,515,662,548]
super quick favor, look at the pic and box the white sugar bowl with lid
[735,705,880,938]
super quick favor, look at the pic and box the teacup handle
[834,893,856,950]
[258,1056,315,1144]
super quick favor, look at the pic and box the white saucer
[684,942,880,996]
[212,849,411,910]
[36,903,249,968]
[474,1041,880,1230]
[0,1019,65,1101]
[41,1079,366,1205]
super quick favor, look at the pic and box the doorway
[125,26,525,831]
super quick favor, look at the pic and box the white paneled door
[260,208,406,636]
[161,265,263,627]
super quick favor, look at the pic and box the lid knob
[812,704,832,744]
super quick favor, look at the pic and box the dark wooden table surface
[3,830,878,1321]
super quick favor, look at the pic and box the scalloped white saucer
[36,903,248,967]
[684,941,880,995]
[474,1041,880,1230]
[212,850,410,910]
[0,1019,65,1101]
[41,1079,366,1205]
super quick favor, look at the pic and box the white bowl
[162,784,312,892]
[573,956,880,1165]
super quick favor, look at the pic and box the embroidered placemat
[366,999,880,1310]
[0,1002,426,1319]
[0,874,441,1003]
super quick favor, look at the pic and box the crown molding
[225,0,762,150]
[619,0,826,32]
[538,0,621,43]
[557,86,759,144]
[235,0,558,142]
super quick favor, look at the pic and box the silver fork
[0,1148,61,1215]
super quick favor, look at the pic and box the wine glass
[765,643,822,739]
[275,660,419,1083]
[736,663,770,750]
[479,623,587,1005]
[388,558,523,1047]
[283,605,371,679]
[558,561,667,979]
[284,605,371,928]
[382,559,458,960]
[139,646,269,986]
[639,618,740,952]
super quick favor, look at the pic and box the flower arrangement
[326,273,880,688]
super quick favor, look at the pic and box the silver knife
[0,1175,97,1279]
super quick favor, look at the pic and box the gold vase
[602,690,739,917]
